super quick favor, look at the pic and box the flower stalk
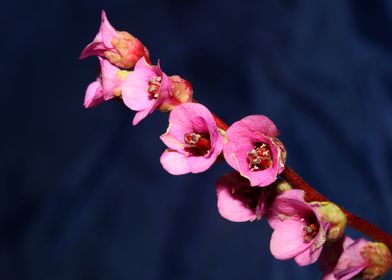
[212,113,392,253]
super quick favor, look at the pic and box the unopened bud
[158,75,194,112]
[272,179,292,194]
[104,31,150,69]
[317,201,347,242]
[360,242,392,280]
[170,75,193,102]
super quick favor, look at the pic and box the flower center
[303,223,319,242]
[247,143,273,171]
[147,76,162,100]
[183,132,211,156]
[231,186,262,211]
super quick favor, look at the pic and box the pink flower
[216,172,267,222]
[321,238,392,280]
[160,102,223,175]
[84,57,130,108]
[223,115,286,187]
[121,58,173,125]
[319,236,355,280]
[267,189,329,266]
[80,10,149,69]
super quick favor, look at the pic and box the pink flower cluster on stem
[81,11,392,279]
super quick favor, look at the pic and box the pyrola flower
[267,189,330,266]
[321,238,392,280]
[80,10,149,69]
[160,102,223,175]
[84,57,130,108]
[121,58,173,125]
[319,235,354,280]
[216,172,267,222]
[223,115,286,187]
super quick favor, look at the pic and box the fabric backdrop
[2,1,392,279]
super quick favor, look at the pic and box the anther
[184,133,201,145]
[247,143,273,171]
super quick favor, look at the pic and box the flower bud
[360,242,392,280]
[170,75,193,103]
[316,201,347,242]
[80,11,150,69]
[158,75,193,112]
[104,31,150,69]
[272,179,292,194]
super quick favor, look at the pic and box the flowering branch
[281,167,392,252]
[213,110,392,252]
[80,11,392,279]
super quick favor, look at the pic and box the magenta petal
[187,154,217,173]
[268,190,310,229]
[122,71,155,111]
[216,182,257,222]
[79,10,117,59]
[167,103,210,141]
[240,115,279,137]
[333,239,368,280]
[223,115,285,187]
[160,134,185,151]
[99,10,117,47]
[99,57,122,99]
[132,109,150,126]
[80,41,106,59]
[160,149,191,175]
[294,246,323,266]
[215,173,264,222]
[160,103,223,175]
[84,81,104,108]
[322,273,337,280]
[270,219,310,260]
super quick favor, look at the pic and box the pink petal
[160,134,186,151]
[187,154,218,174]
[99,57,122,99]
[160,150,191,175]
[216,181,257,222]
[334,239,368,280]
[167,103,210,141]
[132,109,150,126]
[270,219,310,260]
[294,245,323,266]
[98,10,117,48]
[268,190,311,229]
[223,119,283,187]
[215,172,264,222]
[84,81,104,108]
[80,41,106,59]
[122,71,155,111]
[79,10,117,59]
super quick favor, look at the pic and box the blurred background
[2,0,392,279]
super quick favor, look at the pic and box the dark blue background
[2,1,392,279]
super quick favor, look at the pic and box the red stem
[213,112,392,251]
[281,167,392,251]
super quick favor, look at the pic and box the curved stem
[281,167,392,251]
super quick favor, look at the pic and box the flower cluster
[81,11,392,279]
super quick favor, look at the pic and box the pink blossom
[223,115,286,187]
[267,189,329,266]
[319,236,355,280]
[80,10,149,69]
[160,102,223,175]
[321,238,392,280]
[216,172,267,222]
[84,57,129,108]
[121,58,173,125]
